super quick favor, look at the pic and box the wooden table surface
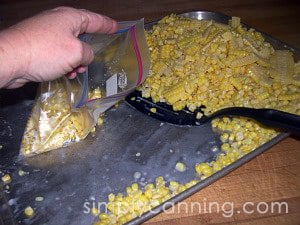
[1,1,299,225]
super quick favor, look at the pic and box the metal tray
[0,11,297,225]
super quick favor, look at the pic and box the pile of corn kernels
[140,15,299,115]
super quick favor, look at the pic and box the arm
[0,7,117,88]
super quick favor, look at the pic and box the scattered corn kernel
[133,171,142,179]
[196,112,203,119]
[175,162,186,172]
[150,107,157,113]
[1,174,11,184]
[18,170,28,176]
[24,206,34,218]
[89,87,102,99]
[91,127,96,134]
[91,207,99,216]
[35,196,44,202]
[97,117,104,126]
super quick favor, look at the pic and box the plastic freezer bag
[20,20,150,157]
[20,78,95,156]
[74,19,150,120]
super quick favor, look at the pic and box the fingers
[80,41,94,65]
[76,66,86,73]
[4,77,28,89]
[66,66,86,79]
[78,9,118,34]
[66,71,77,79]
[51,7,118,35]
[32,7,117,81]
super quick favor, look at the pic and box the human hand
[0,7,117,88]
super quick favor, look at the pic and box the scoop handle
[210,107,300,135]
[259,109,300,134]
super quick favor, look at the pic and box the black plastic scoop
[126,90,300,135]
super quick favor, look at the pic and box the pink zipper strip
[130,25,143,85]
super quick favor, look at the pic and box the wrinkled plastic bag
[20,79,94,156]
[20,19,150,157]
[74,19,150,121]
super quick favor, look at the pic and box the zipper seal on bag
[115,21,137,34]
[130,25,144,85]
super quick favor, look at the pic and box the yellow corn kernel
[131,183,139,192]
[126,187,132,195]
[160,44,174,59]
[230,16,241,28]
[184,180,198,188]
[155,176,165,187]
[1,174,11,184]
[257,92,269,101]
[278,93,299,101]
[169,181,180,192]
[173,101,186,111]
[97,117,104,125]
[196,112,203,119]
[212,161,222,172]
[195,163,213,177]
[220,133,229,142]
[221,143,230,151]
[175,162,186,172]
[24,206,34,218]
[164,84,186,104]
[144,189,152,199]
[150,107,157,113]
[145,183,154,190]
[91,207,99,216]
[108,193,115,202]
